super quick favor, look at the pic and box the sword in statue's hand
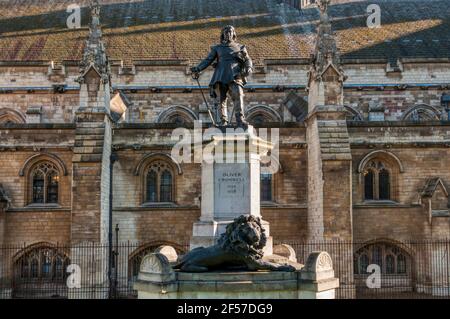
[190,67,217,127]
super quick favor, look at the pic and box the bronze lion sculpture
[174,215,296,272]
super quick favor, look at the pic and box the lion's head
[217,215,267,259]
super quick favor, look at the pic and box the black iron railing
[0,239,449,299]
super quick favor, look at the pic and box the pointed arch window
[397,254,407,274]
[402,105,441,122]
[386,254,395,274]
[251,114,270,125]
[144,161,175,203]
[379,169,390,200]
[261,173,273,202]
[354,243,412,275]
[146,171,157,202]
[29,162,60,205]
[13,244,70,298]
[160,170,173,202]
[364,170,375,200]
[359,254,369,274]
[363,161,392,201]
[260,158,280,203]
[0,109,26,124]
[246,106,282,125]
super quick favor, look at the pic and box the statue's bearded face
[221,27,236,43]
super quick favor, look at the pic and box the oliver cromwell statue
[191,26,253,127]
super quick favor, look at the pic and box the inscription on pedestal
[214,163,250,218]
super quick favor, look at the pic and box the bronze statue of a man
[191,26,253,127]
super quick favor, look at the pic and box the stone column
[69,15,113,297]
[69,84,112,299]
[305,106,354,298]
[191,126,273,255]
[69,80,112,299]
[304,1,355,297]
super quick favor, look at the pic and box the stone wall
[111,125,308,243]
[112,209,200,244]
[350,123,450,241]
[1,62,449,124]
[349,125,450,206]
[3,210,71,245]
[0,126,73,245]
[0,62,449,249]
[344,88,446,121]
[0,151,73,208]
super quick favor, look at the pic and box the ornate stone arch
[135,153,182,204]
[354,238,416,258]
[12,242,71,298]
[358,150,404,202]
[357,150,404,174]
[344,105,364,121]
[134,153,182,176]
[0,108,26,124]
[20,154,68,206]
[19,153,68,177]
[354,239,415,276]
[245,105,282,124]
[157,105,198,124]
[12,242,70,262]
[401,104,441,121]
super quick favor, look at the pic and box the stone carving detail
[307,0,346,88]
[175,215,296,272]
[77,0,111,84]
[140,253,173,275]
[305,251,333,272]
[138,253,175,283]
[317,252,333,271]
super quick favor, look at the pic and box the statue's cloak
[196,42,253,87]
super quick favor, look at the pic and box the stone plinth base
[136,271,299,299]
[134,251,339,299]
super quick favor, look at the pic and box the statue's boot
[221,118,229,126]
[236,112,249,128]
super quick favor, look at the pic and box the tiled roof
[0,0,449,66]
[421,177,448,198]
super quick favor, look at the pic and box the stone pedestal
[191,126,274,255]
[298,252,340,299]
[135,252,339,299]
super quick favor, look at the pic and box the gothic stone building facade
[0,0,449,297]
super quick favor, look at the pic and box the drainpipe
[108,153,118,299]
